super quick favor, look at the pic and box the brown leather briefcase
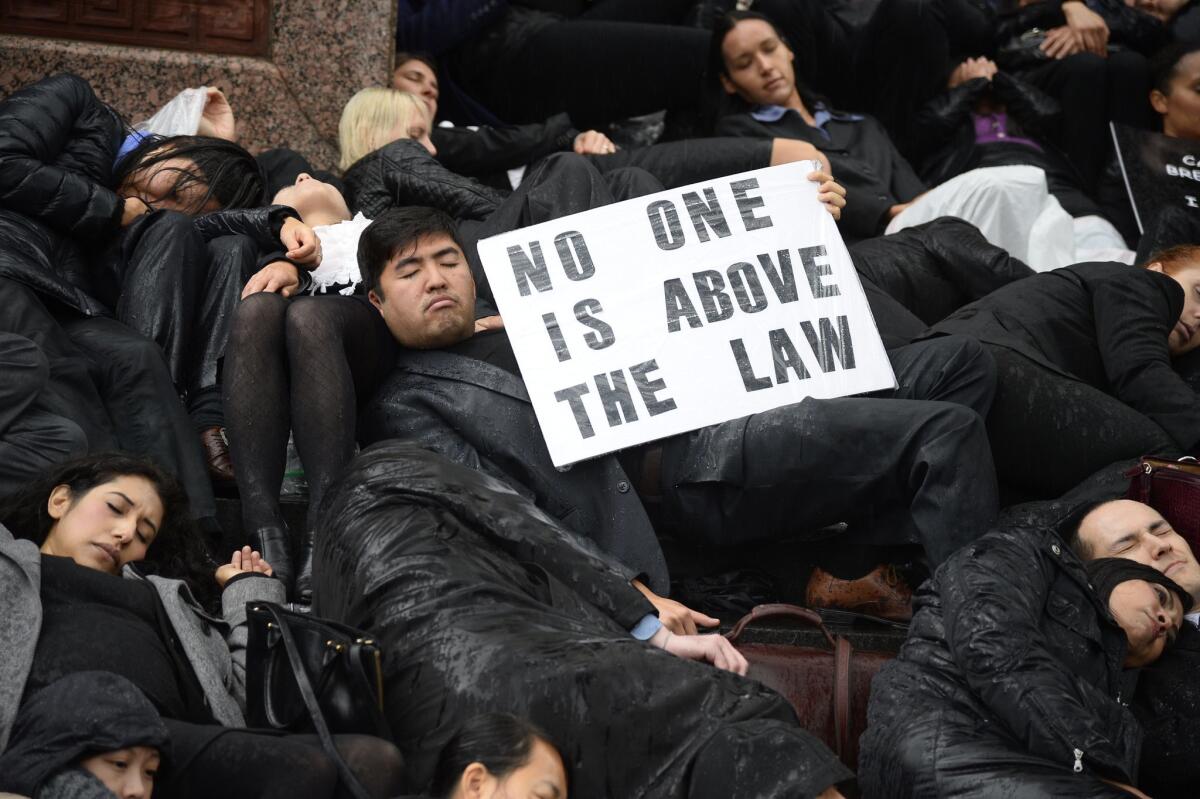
[725,603,898,770]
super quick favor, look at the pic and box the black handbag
[245,602,391,799]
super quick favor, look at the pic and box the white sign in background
[477,160,896,467]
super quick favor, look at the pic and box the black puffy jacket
[0,74,124,315]
[343,138,505,221]
[859,525,1142,797]
[0,74,291,314]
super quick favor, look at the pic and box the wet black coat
[313,443,850,797]
[431,112,578,177]
[1132,620,1200,797]
[859,526,1142,797]
[930,262,1200,450]
[714,109,925,242]
[359,350,669,592]
[0,671,169,795]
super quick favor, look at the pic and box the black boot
[293,529,315,605]
[249,525,293,597]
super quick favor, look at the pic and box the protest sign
[476,160,896,467]
[1111,122,1200,234]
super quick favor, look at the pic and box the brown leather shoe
[805,564,913,623]
[199,426,235,483]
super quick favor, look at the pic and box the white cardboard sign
[476,160,896,467]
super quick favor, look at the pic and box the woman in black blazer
[931,246,1200,498]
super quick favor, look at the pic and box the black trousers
[98,210,259,426]
[0,278,215,517]
[984,346,1178,499]
[160,720,404,799]
[0,332,87,496]
[454,0,711,128]
[660,335,999,566]
[1017,50,1152,192]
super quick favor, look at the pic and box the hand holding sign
[476,160,894,467]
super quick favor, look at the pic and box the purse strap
[833,636,853,762]
[263,604,374,799]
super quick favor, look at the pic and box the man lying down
[313,442,852,799]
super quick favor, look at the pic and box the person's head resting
[1085,557,1191,667]
[1141,244,1200,355]
[359,206,475,348]
[271,172,352,228]
[1068,498,1200,607]
[393,51,439,121]
[0,453,199,578]
[1151,40,1200,140]
[338,87,436,171]
[711,10,806,110]
[113,134,263,214]
[0,671,167,799]
[431,713,567,799]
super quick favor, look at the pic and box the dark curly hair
[113,133,265,212]
[0,453,214,600]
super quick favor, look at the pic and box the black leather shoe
[293,529,315,605]
[249,525,293,596]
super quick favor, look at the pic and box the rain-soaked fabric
[313,443,851,797]
[859,526,1143,798]
[0,671,169,795]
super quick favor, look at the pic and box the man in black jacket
[1072,498,1200,798]
[358,205,1000,621]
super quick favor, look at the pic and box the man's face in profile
[1078,499,1200,604]
[368,233,476,349]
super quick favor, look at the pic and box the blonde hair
[338,88,429,171]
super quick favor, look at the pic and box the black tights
[222,293,395,539]
[161,721,404,799]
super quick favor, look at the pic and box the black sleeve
[1093,269,1200,449]
[432,114,578,176]
[1096,157,1140,248]
[0,74,125,243]
[713,113,774,139]
[346,139,505,221]
[191,205,296,249]
[911,79,991,161]
[878,117,927,203]
[991,71,1061,139]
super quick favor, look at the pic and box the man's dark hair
[113,134,265,211]
[358,206,463,296]
[430,713,559,799]
[1059,499,1122,560]
[394,50,437,76]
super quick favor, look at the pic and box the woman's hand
[242,260,301,299]
[633,579,720,636]
[196,87,238,142]
[808,171,847,221]
[215,545,274,587]
[947,57,998,89]
[1040,25,1087,60]
[121,196,151,227]
[574,130,617,155]
[648,626,749,675]
[1062,1,1110,56]
[280,217,322,267]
